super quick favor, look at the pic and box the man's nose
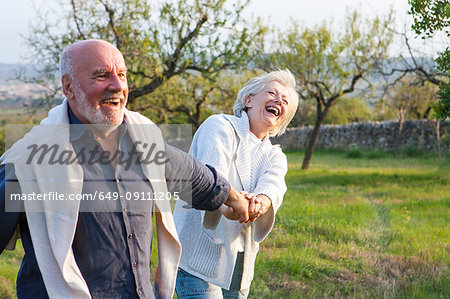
[108,73,127,91]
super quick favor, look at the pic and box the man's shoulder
[124,109,155,125]
[1,124,66,165]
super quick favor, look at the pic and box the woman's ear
[244,95,253,108]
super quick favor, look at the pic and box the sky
[0,0,432,65]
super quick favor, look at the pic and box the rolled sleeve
[164,143,230,211]
[0,164,23,252]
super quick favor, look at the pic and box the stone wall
[272,120,450,152]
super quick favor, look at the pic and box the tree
[383,74,438,156]
[24,0,266,115]
[263,10,394,169]
[409,0,450,120]
[133,69,258,128]
[324,96,373,125]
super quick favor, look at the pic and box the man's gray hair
[233,69,299,137]
[60,44,76,79]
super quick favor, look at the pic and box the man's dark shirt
[0,107,230,298]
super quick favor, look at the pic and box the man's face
[66,41,129,125]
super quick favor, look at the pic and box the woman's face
[245,80,290,138]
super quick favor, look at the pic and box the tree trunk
[301,114,326,170]
[393,113,405,158]
[435,119,442,160]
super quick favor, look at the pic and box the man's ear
[61,75,74,100]
[244,95,253,108]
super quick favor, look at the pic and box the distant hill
[0,63,40,84]
[0,64,48,102]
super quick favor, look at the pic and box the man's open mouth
[101,99,122,107]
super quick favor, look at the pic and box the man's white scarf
[1,99,181,299]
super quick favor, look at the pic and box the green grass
[252,150,449,298]
[1,150,449,298]
[0,240,23,298]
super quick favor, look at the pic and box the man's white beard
[73,81,125,126]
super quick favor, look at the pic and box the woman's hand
[221,191,272,223]
[241,192,272,223]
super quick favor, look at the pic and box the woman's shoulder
[200,114,235,131]
[264,141,287,160]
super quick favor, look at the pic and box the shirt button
[138,290,142,295]
[115,178,119,183]
[123,207,127,212]
[129,233,133,239]
[133,262,137,267]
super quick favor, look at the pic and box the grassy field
[252,150,449,298]
[0,150,449,298]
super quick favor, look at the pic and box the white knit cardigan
[1,99,181,299]
[173,112,287,290]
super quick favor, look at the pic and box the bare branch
[71,0,86,39]
[99,0,122,49]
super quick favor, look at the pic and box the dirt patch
[335,268,358,284]
[376,255,445,280]
[280,280,308,291]
[266,273,308,293]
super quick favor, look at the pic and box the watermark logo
[26,141,169,170]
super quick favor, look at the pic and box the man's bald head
[60,39,128,126]
[60,39,123,80]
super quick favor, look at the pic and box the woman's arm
[189,115,235,178]
[189,115,238,229]
[252,147,288,242]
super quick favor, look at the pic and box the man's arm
[0,164,23,253]
[164,142,249,222]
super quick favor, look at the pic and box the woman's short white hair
[233,69,299,137]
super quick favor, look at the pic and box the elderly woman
[174,69,299,298]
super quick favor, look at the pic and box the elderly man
[0,39,250,299]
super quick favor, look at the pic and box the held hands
[222,187,249,223]
[241,192,271,222]
[221,189,271,223]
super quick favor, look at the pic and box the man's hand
[222,187,249,223]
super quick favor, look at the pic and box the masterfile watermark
[9,191,180,202]
[26,141,169,171]
[3,123,194,213]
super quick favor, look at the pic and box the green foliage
[24,0,267,126]
[409,0,450,37]
[324,97,374,124]
[385,75,438,121]
[409,0,450,120]
[135,70,259,128]
[263,9,394,169]
[345,147,363,158]
[434,81,450,120]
